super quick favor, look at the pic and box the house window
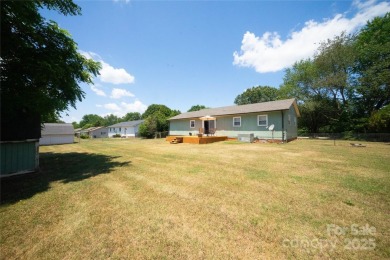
[119,128,121,132]
[288,115,291,125]
[257,115,268,126]
[294,117,297,126]
[190,120,195,128]
[233,117,241,127]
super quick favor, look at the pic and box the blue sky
[40,1,390,123]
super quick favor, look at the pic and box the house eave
[168,108,292,120]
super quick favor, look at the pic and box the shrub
[112,134,121,138]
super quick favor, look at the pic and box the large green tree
[280,59,340,133]
[354,13,390,117]
[234,86,280,105]
[314,33,356,107]
[1,0,100,140]
[139,104,180,138]
[312,33,356,132]
[138,111,168,138]
[141,104,180,119]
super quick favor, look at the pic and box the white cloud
[90,85,106,96]
[233,0,390,73]
[80,51,135,85]
[99,100,147,116]
[103,103,121,111]
[60,115,79,124]
[121,100,147,113]
[110,88,135,99]
[113,0,130,3]
[100,61,135,85]
[79,50,101,60]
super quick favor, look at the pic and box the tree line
[3,0,386,141]
[73,104,210,138]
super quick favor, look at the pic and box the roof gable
[170,98,300,120]
[41,123,74,135]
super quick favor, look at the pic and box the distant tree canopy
[188,105,208,112]
[103,114,120,127]
[76,113,142,129]
[79,114,103,128]
[1,0,101,141]
[142,104,175,119]
[72,121,80,129]
[123,112,141,122]
[234,86,280,105]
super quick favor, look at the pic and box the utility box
[237,133,254,143]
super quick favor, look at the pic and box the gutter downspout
[281,110,285,143]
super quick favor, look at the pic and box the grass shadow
[1,152,130,205]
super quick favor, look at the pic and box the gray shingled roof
[169,98,299,120]
[108,120,144,128]
[41,123,74,135]
[76,126,107,133]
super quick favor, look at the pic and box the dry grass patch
[1,138,389,259]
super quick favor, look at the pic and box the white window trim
[233,117,241,127]
[257,114,268,126]
[190,120,195,128]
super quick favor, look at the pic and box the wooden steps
[169,137,183,144]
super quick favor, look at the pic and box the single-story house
[40,123,74,145]
[108,120,144,138]
[89,126,108,138]
[75,126,108,138]
[168,98,300,142]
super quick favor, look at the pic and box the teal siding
[169,108,299,140]
[213,111,284,139]
[169,119,203,136]
[284,106,298,140]
[1,140,39,176]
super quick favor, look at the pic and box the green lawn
[1,139,389,259]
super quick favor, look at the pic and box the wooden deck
[166,136,228,144]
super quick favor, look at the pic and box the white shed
[40,123,74,145]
